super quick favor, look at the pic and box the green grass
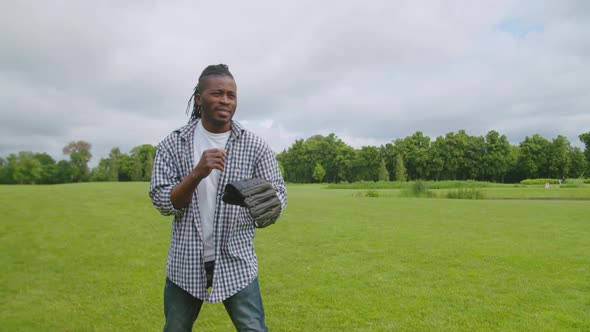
[1,183,590,331]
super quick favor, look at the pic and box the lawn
[1,183,589,331]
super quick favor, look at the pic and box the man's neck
[200,119,231,134]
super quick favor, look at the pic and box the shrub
[365,190,381,197]
[352,190,383,197]
[446,188,485,200]
[412,180,427,195]
[326,181,404,189]
[326,180,493,190]
[520,178,561,185]
[560,178,586,188]
[400,181,437,198]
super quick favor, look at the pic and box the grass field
[1,183,589,331]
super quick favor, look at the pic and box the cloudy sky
[1,0,589,166]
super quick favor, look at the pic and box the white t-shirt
[194,120,230,262]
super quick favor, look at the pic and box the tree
[517,134,550,179]
[55,160,73,183]
[579,132,590,175]
[394,154,407,182]
[118,154,134,181]
[440,131,468,180]
[89,147,122,182]
[0,157,6,183]
[90,158,112,182]
[108,148,121,181]
[547,135,570,179]
[312,163,326,183]
[63,141,92,182]
[427,137,445,180]
[0,155,16,184]
[378,159,390,181]
[380,143,397,179]
[277,139,312,183]
[463,134,485,180]
[33,153,57,184]
[567,147,587,178]
[333,143,356,183]
[351,146,380,181]
[277,134,356,183]
[13,152,42,184]
[504,145,522,183]
[483,130,511,182]
[394,132,431,180]
[130,144,156,181]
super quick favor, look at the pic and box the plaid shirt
[149,119,287,303]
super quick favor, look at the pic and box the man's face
[196,75,237,133]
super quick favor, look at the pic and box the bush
[326,180,492,190]
[400,181,437,198]
[326,181,404,189]
[560,178,587,188]
[365,190,381,197]
[520,178,561,185]
[423,180,492,189]
[352,190,385,198]
[412,180,427,195]
[446,188,485,199]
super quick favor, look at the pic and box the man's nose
[220,94,230,104]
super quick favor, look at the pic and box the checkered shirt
[149,119,287,303]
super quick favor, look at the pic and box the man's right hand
[171,148,226,209]
[193,149,226,181]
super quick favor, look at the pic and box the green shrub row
[520,178,561,185]
[446,188,485,200]
[328,181,405,189]
[519,178,590,185]
[327,180,492,190]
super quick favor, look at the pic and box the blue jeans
[163,262,268,332]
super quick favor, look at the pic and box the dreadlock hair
[186,64,235,121]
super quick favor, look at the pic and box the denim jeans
[163,262,268,332]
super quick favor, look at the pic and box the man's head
[188,64,237,133]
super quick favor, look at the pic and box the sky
[1,0,589,166]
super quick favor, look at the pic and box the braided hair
[186,64,235,120]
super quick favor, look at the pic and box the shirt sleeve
[149,143,187,217]
[253,143,288,216]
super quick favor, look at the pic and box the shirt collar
[177,118,244,141]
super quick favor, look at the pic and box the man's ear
[194,94,201,107]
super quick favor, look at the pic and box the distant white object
[545,182,550,189]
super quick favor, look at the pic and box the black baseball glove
[222,178,282,228]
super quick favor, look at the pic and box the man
[149,64,287,331]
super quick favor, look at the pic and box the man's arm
[149,144,183,216]
[253,144,287,215]
[170,149,226,209]
[149,143,226,216]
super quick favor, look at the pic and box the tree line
[277,131,590,183]
[0,141,155,184]
[1,131,589,185]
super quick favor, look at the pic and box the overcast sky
[1,0,589,166]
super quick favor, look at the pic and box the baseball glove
[222,178,282,228]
